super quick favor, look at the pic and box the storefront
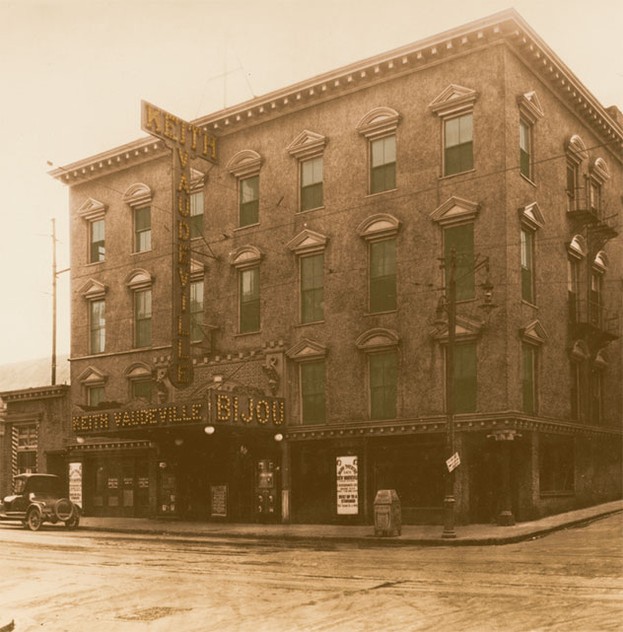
[69,391,285,522]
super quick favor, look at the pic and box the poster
[336,456,358,515]
[68,462,82,507]
[211,485,228,517]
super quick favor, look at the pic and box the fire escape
[566,168,619,424]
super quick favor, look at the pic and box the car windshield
[16,476,61,496]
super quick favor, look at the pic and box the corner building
[53,10,622,525]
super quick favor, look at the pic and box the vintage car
[0,473,80,531]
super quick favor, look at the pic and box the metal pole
[442,249,457,538]
[51,218,57,386]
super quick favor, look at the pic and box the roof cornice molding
[50,9,622,185]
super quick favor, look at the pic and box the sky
[0,0,621,367]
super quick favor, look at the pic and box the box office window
[15,424,38,474]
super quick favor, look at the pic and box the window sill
[298,205,325,214]
[234,330,261,337]
[521,299,538,309]
[85,260,105,267]
[295,320,325,327]
[364,309,397,316]
[234,222,260,232]
[365,187,397,199]
[520,173,537,187]
[439,168,475,181]
[132,249,152,255]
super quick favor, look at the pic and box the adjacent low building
[50,9,622,526]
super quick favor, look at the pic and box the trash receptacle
[373,489,401,536]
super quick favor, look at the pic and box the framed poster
[211,485,228,518]
[336,456,358,515]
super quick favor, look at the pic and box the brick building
[51,9,622,526]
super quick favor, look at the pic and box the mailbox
[373,489,401,536]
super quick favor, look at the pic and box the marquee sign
[72,393,285,435]
[141,101,218,388]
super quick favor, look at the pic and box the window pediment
[590,157,610,183]
[226,149,263,178]
[79,279,107,300]
[520,319,548,345]
[123,183,152,207]
[286,338,327,361]
[429,84,478,117]
[126,269,153,290]
[593,250,608,272]
[77,366,108,385]
[567,235,587,259]
[432,316,483,342]
[190,258,205,277]
[517,91,544,124]
[287,130,327,160]
[287,229,328,255]
[430,196,479,226]
[230,245,263,269]
[357,213,401,241]
[566,134,588,165]
[356,328,400,352]
[570,340,589,360]
[77,197,107,221]
[518,202,545,230]
[125,363,153,379]
[356,107,401,139]
[190,168,206,190]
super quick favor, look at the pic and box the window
[370,135,396,194]
[591,369,603,424]
[540,435,574,494]
[522,343,537,414]
[300,254,324,324]
[190,279,204,343]
[134,288,152,347]
[566,162,579,211]
[240,176,259,227]
[239,267,260,333]
[567,258,580,322]
[519,119,532,179]
[88,385,105,407]
[516,91,544,181]
[589,179,601,213]
[370,350,397,420]
[89,219,105,263]
[301,360,325,424]
[370,239,396,313]
[452,342,476,414]
[301,157,324,211]
[444,114,473,176]
[444,224,474,301]
[89,299,106,354]
[134,206,151,252]
[520,228,535,303]
[132,379,154,403]
[15,424,37,474]
[190,190,204,239]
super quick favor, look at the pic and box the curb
[78,508,622,547]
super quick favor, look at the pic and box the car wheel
[65,513,80,530]
[26,507,43,531]
[54,498,74,522]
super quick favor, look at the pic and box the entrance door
[255,459,277,521]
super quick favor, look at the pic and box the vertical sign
[336,456,359,515]
[68,462,83,508]
[141,101,218,388]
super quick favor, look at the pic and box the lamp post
[437,252,495,539]
[442,250,457,539]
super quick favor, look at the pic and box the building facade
[52,10,622,525]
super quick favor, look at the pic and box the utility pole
[442,249,457,539]
[51,218,58,386]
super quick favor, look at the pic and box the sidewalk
[79,499,623,546]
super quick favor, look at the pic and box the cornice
[50,9,622,186]
[0,384,69,402]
